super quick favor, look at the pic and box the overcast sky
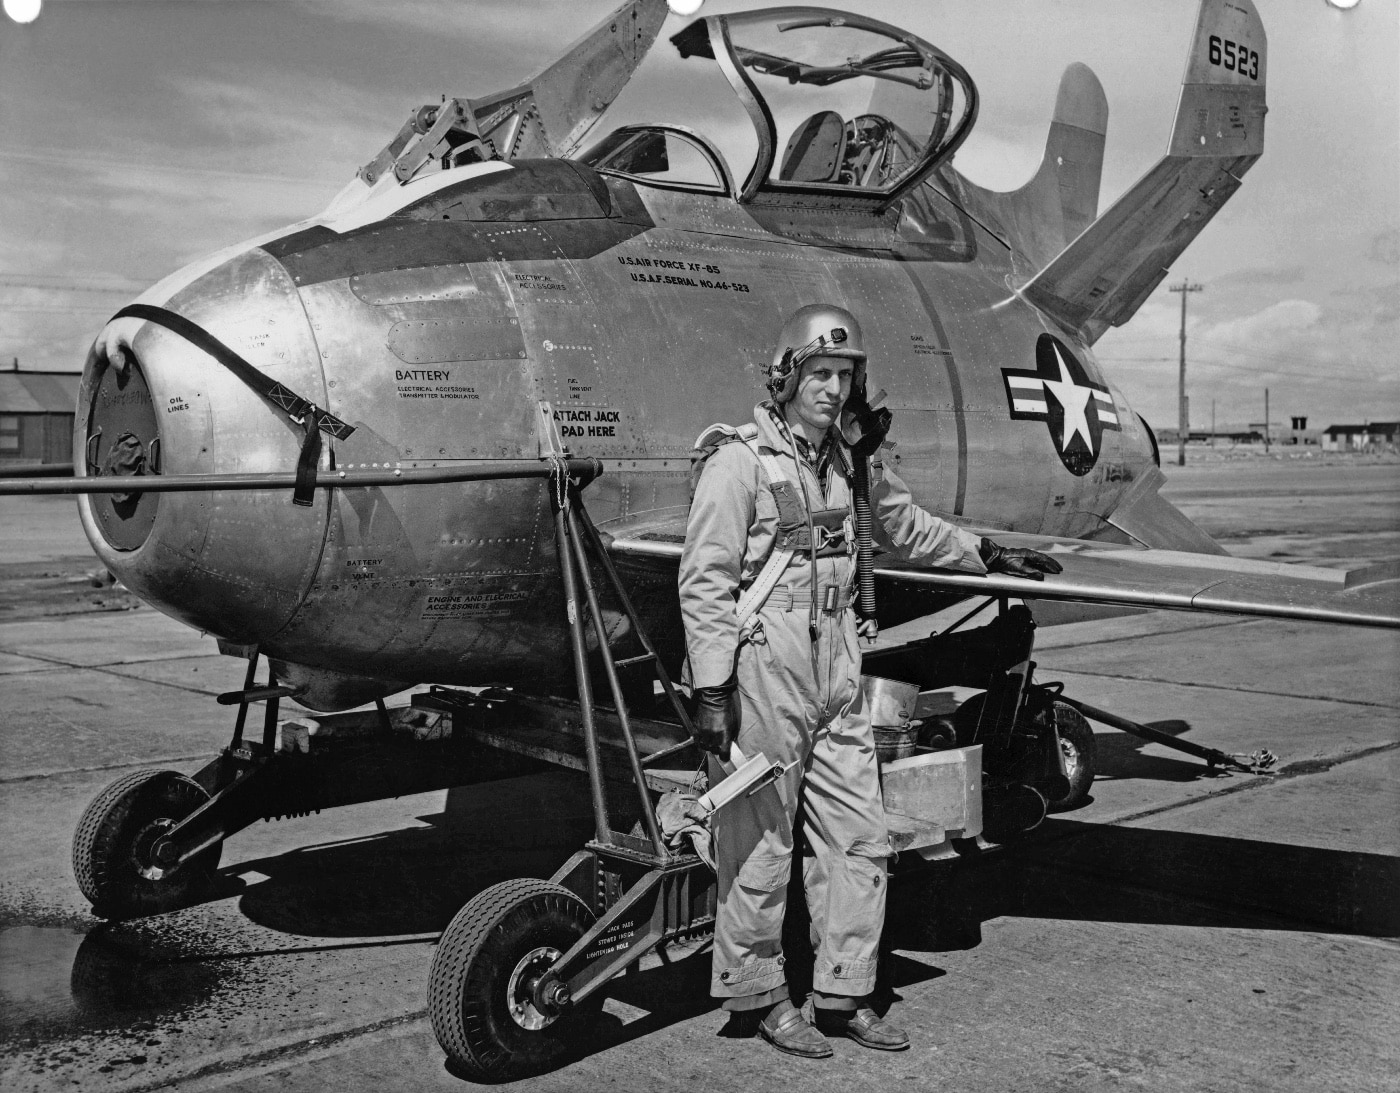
[1,0,1395,430]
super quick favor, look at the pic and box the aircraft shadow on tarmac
[216,799,1400,946]
[55,776,1397,1071]
[144,770,1400,948]
[216,720,1243,941]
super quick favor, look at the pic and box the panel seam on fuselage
[893,259,968,515]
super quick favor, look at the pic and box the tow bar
[1058,696,1277,775]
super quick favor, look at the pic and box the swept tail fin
[1020,0,1267,343]
[942,63,1107,273]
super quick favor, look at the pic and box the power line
[1192,357,1391,383]
[1103,338,1375,372]
[0,148,346,188]
[1097,356,1388,384]
[0,305,118,314]
[0,275,149,293]
[1190,339,1349,369]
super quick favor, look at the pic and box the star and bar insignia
[1002,333,1121,477]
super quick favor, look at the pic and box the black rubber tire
[72,769,220,919]
[428,878,598,1081]
[1047,701,1096,812]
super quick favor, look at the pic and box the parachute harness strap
[777,413,821,649]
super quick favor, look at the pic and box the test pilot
[678,303,1060,1057]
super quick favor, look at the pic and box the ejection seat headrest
[779,111,847,183]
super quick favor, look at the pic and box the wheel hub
[505,946,563,1030]
[1059,736,1081,778]
[129,818,178,881]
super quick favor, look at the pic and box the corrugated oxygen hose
[852,455,876,621]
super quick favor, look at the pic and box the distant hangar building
[1321,422,1399,452]
[0,365,80,467]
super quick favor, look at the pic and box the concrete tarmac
[1,460,1397,1092]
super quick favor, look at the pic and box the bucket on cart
[861,675,921,763]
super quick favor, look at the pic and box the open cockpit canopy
[650,7,977,206]
[354,7,976,214]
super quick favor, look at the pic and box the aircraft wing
[604,516,1400,632]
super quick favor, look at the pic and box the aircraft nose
[77,245,332,642]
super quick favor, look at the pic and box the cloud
[1202,299,1323,346]
[291,0,649,79]
[1369,228,1399,266]
[1097,284,1398,430]
[156,68,400,183]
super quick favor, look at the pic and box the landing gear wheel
[1047,701,1096,812]
[72,769,220,919]
[428,878,599,1080]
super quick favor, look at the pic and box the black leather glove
[842,396,893,459]
[979,537,1063,581]
[693,679,740,756]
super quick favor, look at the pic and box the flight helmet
[767,303,867,405]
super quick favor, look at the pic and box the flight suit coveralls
[679,403,987,1010]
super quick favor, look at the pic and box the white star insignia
[1002,333,1121,477]
[1042,344,1096,456]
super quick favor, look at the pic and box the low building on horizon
[1321,422,1399,452]
[0,366,80,467]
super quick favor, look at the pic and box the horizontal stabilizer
[1100,465,1226,555]
[1020,0,1267,342]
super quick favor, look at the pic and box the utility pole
[1170,280,1204,466]
[1264,387,1270,453]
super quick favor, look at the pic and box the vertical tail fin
[1009,63,1109,271]
[944,63,1108,273]
[1018,0,1267,342]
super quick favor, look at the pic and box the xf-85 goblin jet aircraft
[6,0,1396,1079]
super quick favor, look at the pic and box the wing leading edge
[604,515,1400,632]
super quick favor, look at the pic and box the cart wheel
[428,878,600,1080]
[1047,702,1096,812]
[72,769,220,919]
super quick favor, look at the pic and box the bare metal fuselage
[75,160,1156,700]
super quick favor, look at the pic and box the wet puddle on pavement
[0,922,247,1078]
